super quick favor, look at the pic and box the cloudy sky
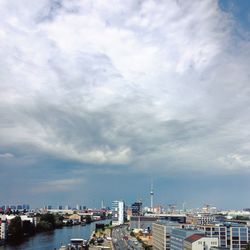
[1,0,250,209]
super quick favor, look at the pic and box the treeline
[8,217,35,241]
[235,215,250,220]
[36,213,63,232]
[7,213,64,242]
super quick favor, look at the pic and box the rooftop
[185,234,205,243]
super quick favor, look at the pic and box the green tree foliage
[235,215,249,220]
[36,221,53,232]
[23,220,35,236]
[36,213,63,232]
[40,213,56,227]
[85,215,92,224]
[8,216,24,240]
[54,214,64,228]
[36,213,55,232]
[245,242,250,250]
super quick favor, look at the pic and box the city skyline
[1,0,250,208]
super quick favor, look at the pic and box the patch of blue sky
[219,0,250,30]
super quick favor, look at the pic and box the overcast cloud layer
[1,0,250,208]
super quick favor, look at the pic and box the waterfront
[0,220,110,250]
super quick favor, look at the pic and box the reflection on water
[0,220,110,250]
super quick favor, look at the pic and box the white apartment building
[0,219,7,240]
[112,200,125,226]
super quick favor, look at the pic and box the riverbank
[0,220,111,250]
[88,226,113,250]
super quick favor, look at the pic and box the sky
[0,0,250,210]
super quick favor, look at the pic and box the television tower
[150,180,154,212]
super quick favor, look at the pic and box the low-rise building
[197,223,250,249]
[183,234,218,250]
[195,214,216,225]
[171,228,204,250]
[130,216,157,231]
[68,214,81,224]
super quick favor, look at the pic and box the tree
[23,220,35,236]
[85,215,92,224]
[245,242,250,250]
[40,213,56,228]
[36,221,53,232]
[54,214,63,228]
[8,216,24,240]
[36,213,56,232]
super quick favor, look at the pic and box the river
[0,220,110,250]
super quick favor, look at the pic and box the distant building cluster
[2,195,250,250]
[109,189,250,250]
[44,204,87,211]
[0,202,112,243]
[0,204,30,212]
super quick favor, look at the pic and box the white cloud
[0,0,250,176]
[0,153,14,158]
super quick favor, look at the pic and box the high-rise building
[112,200,125,226]
[22,204,30,210]
[10,205,16,210]
[17,205,23,210]
[65,205,70,210]
[131,201,142,216]
[101,200,105,209]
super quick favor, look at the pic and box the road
[112,225,143,250]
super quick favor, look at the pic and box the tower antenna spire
[150,179,154,212]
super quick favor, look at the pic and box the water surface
[0,220,110,250]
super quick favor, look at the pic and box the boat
[71,238,87,249]
[59,238,88,249]
[59,246,67,250]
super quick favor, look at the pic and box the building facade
[130,216,157,231]
[112,200,125,226]
[171,228,204,250]
[0,219,7,240]
[197,223,250,250]
[131,201,142,216]
[183,234,218,250]
[153,222,167,250]
[152,222,182,250]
